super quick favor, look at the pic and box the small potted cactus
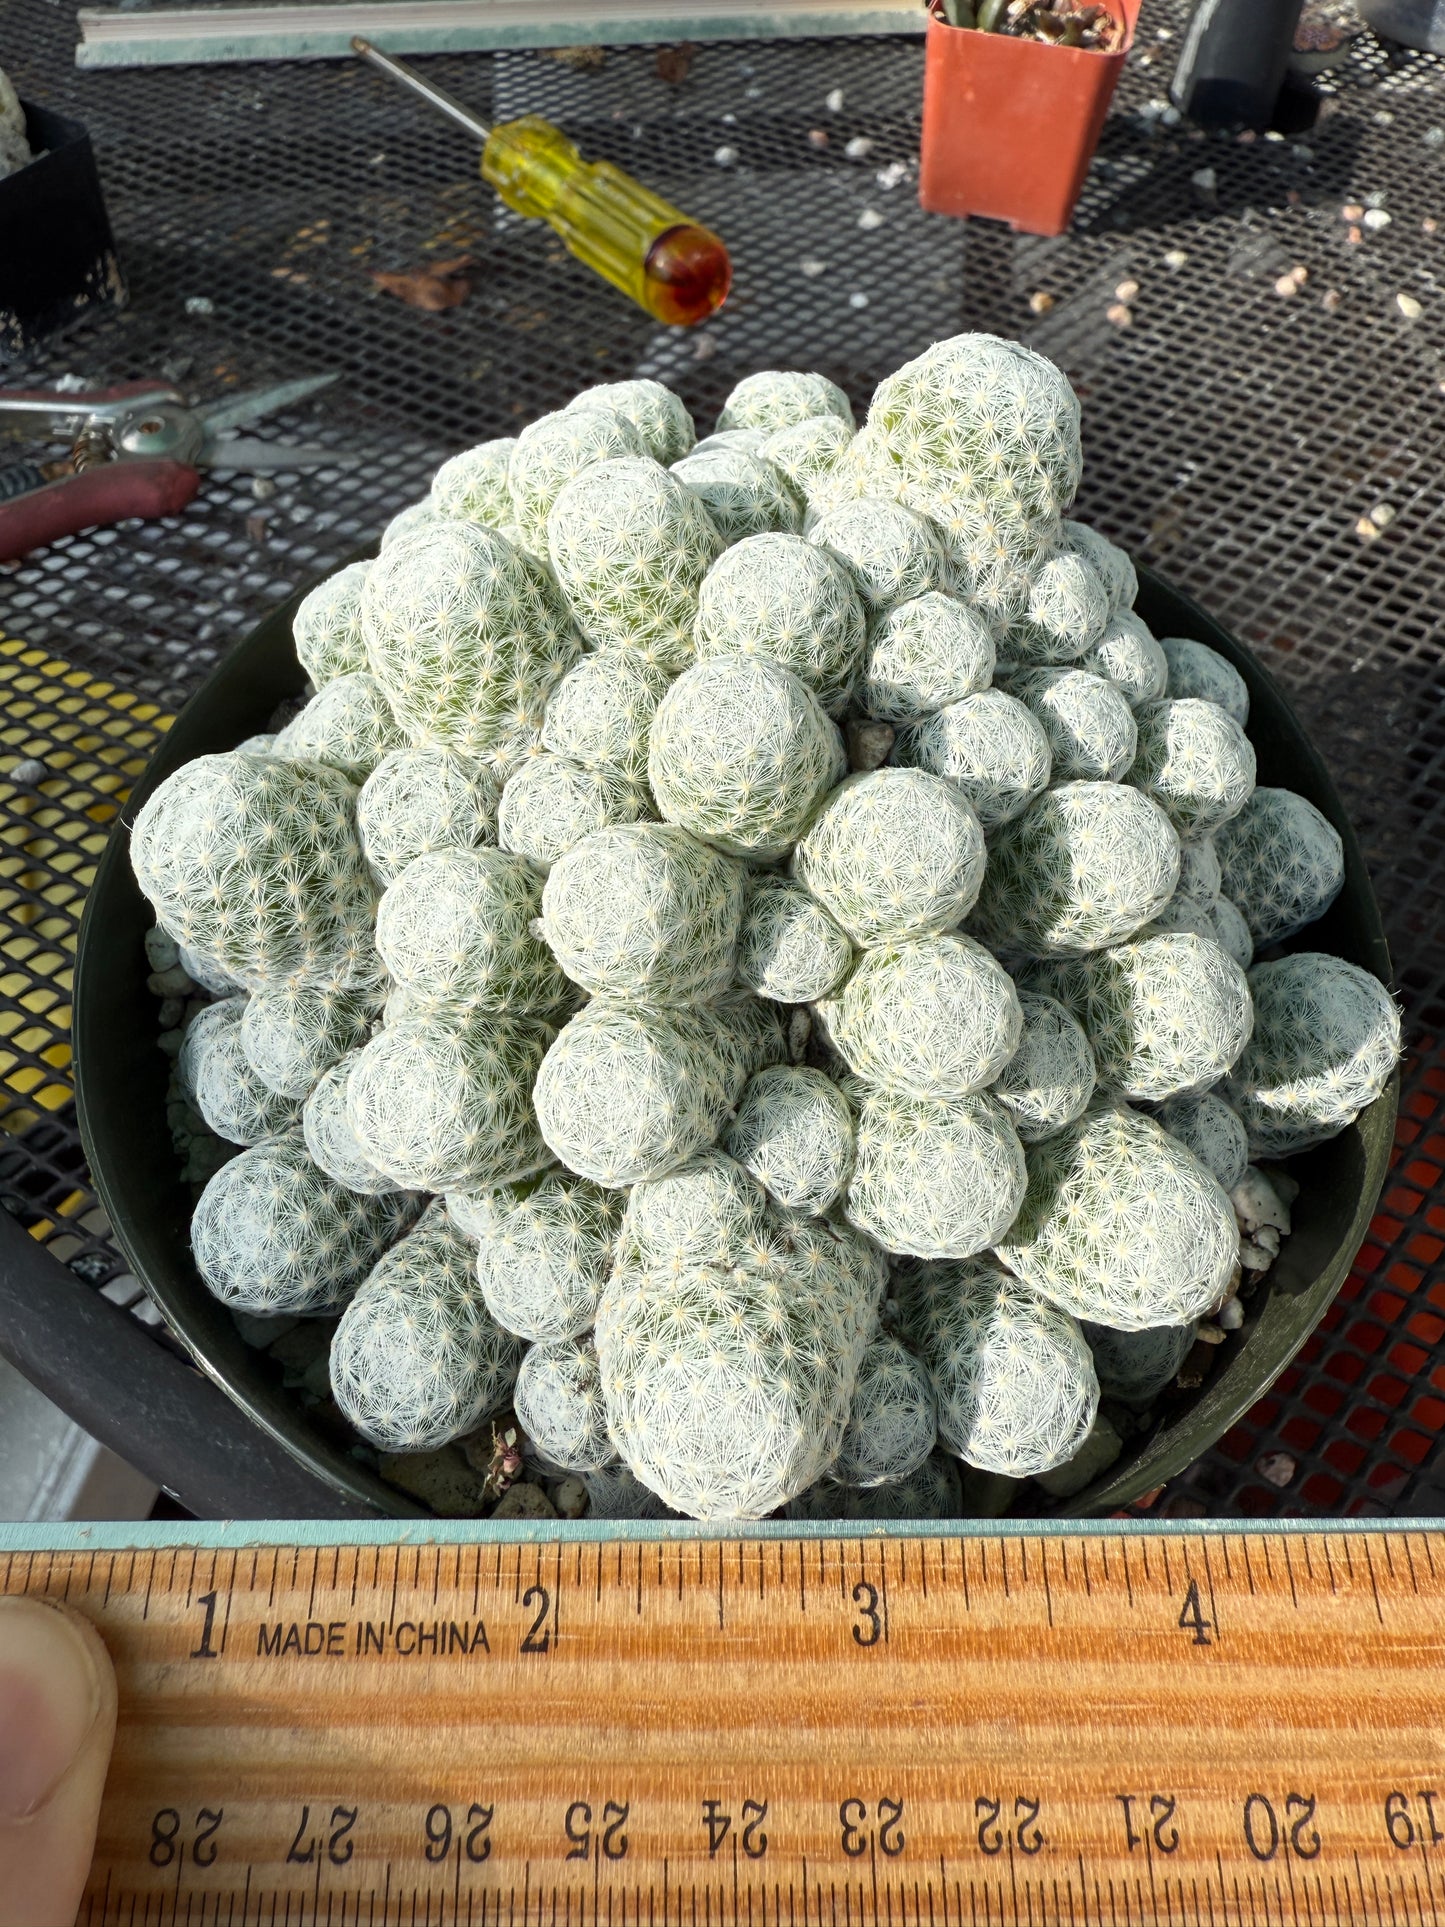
[919,0,1140,236]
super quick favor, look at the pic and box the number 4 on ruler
[1178,1578,1212,1646]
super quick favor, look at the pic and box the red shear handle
[0,460,202,563]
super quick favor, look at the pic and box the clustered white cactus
[134,332,1395,1525]
[694,532,865,716]
[329,1204,522,1450]
[357,748,499,885]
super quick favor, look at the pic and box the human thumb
[0,1596,117,1927]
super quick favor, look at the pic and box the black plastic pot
[73,565,1398,1520]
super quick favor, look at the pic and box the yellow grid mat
[0,632,171,1182]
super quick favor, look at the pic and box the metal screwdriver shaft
[352,37,732,328]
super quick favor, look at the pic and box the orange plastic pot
[919,1,1140,236]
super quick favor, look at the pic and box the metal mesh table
[4,0,1445,1518]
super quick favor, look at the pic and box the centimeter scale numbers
[4,1526,1445,1927]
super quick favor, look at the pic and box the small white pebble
[251,476,276,500]
[858,208,884,230]
[1274,273,1300,298]
[720,111,737,126]
[1192,167,1217,193]
[1257,1451,1297,1488]
[692,334,718,361]
[1364,207,1391,230]
[1028,290,1055,315]
[1321,287,1342,311]
[1217,1297,1245,1330]
[826,87,845,113]
[1107,302,1133,327]
[848,292,870,309]
[184,295,214,317]
[1115,277,1140,301]
[1355,514,1383,542]
[1265,129,1285,142]
[714,145,737,167]
[845,136,874,161]
[800,258,828,278]
[876,161,908,190]
[1370,502,1397,529]
[1398,292,1424,320]
[1163,248,1188,270]
[9,758,45,785]
[1195,1323,1226,1345]
[1425,128,1445,147]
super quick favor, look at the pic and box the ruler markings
[1363,1542,1385,1627]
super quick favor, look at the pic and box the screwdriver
[352,37,732,328]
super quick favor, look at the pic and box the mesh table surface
[3,0,1445,1518]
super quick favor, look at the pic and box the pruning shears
[0,373,349,562]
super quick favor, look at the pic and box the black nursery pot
[0,102,126,358]
[72,564,1398,1521]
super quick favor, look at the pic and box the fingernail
[0,1598,106,1821]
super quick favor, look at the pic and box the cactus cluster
[134,335,1394,1524]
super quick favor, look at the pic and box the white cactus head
[567,379,696,465]
[595,1221,878,1518]
[532,999,738,1187]
[178,997,301,1145]
[302,1050,401,1194]
[1061,519,1137,614]
[620,1149,771,1269]
[1080,932,1253,1102]
[1007,666,1138,782]
[498,753,651,871]
[759,415,854,499]
[191,1134,408,1313]
[1206,894,1254,968]
[1078,610,1167,708]
[994,1101,1239,1330]
[793,768,986,947]
[1127,697,1256,838]
[379,500,441,550]
[240,980,381,1100]
[541,822,745,1002]
[973,780,1180,958]
[818,932,1022,1100]
[376,847,565,1012]
[508,404,644,550]
[897,1258,1098,1476]
[828,1332,936,1486]
[892,690,1052,830]
[1159,637,1249,726]
[867,332,1081,536]
[346,1009,555,1191]
[808,498,949,612]
[541,645,671,784]
[513,1333,619,1471]
[329,1205,523,1451]
[694,532,866,717]
[292,562,371,686]
[859,590,996,723]
[735,875,854,1003]
[357,747,500,886]
[451,1170,621,1341]
[718,370,856,435]
[582,1463,679,1518]
[1083,1317,1196,1408]
[992,989,1096,1144]
[1176,835,1223,903]
[1155,1090,1249,1192]
[430,438,517,527]
[547,457,722,671]
[361,519,579,762]
[649,656,845,861]
[131,751,378,992]
[724,1065,856,1215]
[1214,788,1345,949]
[1005,548,1109,666]
[1223,953,1400,1157]
[671,446,803,544]
[845,1084,1027,1259]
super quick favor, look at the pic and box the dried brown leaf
[371,256,475,312]
[655,41,696,84]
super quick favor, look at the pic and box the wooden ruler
[4,1521,1445,1927]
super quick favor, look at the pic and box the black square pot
[0,100,126,359]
